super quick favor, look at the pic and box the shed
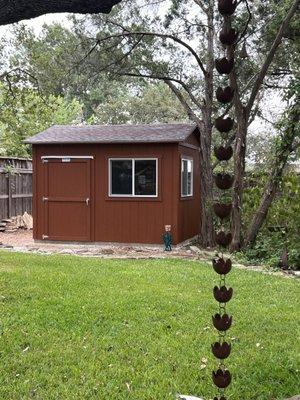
[26,123,201,245]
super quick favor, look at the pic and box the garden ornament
[211,342,232,359]
[212,313,233,331]
[213,257,232,275]
[215,57,234,74]
[218,0,238,16]
[214,173,234,190]
[211,2,236,399]
[214,145,233,161]
[212,369,232,389]
[213,286,233,303]
[219,28,239,46]
[215,117,234,133]
[216,86,234,104]
[163,225,172,251]
[213,203,232,220]
[215,231,232,247]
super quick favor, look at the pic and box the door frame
[42,155,93,242]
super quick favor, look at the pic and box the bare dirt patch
[0,229,195,260]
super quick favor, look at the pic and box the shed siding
[177,144,201,243]
[33,143,183,244]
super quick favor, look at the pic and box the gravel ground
[0,229,196,259]
[0,230,298,280]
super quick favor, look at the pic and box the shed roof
[25,123,197,145]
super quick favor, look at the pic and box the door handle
[86,198,90,206]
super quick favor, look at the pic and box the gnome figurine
[163,225,172,251]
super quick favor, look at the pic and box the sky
[0,9,286,140]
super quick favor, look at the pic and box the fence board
[0,157,32,220]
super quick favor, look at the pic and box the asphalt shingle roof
[25,124,197,144]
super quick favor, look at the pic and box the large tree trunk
[198,122,215,248]
[0,0,121,26]
[244,102,300,247]
[223,14,248,252]
[231,109,248,251]
[198,0,215,248]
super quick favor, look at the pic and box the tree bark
[197,0,215,248]
[0,0,121,26]
[231,110,248,251]
[197,121,215,248]
[230,0,299,250]
[244,102,300,247]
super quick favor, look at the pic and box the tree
[90,82,188,124]
[0,84,81,157]
[4,0,299,249]
[245,87,300,247]
[63,0,299,248]
[229,0,300,250]
[0,0,121,26]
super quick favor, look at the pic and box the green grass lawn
[0,251,299,400]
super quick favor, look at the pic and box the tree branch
[193,0,209,14]
[98,26,207,75]
[0,0,121,26]
[246,0,300,114]
[116,70,203,112]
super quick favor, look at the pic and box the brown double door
[43,157,92,242]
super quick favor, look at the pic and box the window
[181,158,193,197]
[109,158,157,197]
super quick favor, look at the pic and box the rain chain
[212,1,238,399]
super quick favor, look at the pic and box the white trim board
[41,156,94,160]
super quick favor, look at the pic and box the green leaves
[0,84,81,157]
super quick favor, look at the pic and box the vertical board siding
[0,157,32,220]
[177,144,201,243]
[33,138,200,244]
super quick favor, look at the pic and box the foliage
[0,252,299,399]
[0,85,81,157]
[7,23,124,119]
[1,1,299,248]
[90,83,187,124]
[241,172,300,270]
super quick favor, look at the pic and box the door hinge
[43,197,48,202]
[42,235,49,240]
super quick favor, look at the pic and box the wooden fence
[0,157,32,220]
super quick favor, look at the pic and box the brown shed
[26,123,201,245]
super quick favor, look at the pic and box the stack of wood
[0,212,33,232]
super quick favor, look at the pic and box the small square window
[109,158,157,197]
[181,158,193,197]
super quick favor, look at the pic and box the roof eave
[25,139,186,145]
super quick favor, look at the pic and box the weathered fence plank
[0,157,32,220]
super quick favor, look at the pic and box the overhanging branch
[0,0,122,26]
[246,0,299,115]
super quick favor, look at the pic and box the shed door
[43,157,92,241]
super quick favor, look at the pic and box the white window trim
[108,158,158,198]
[181,157,194,197]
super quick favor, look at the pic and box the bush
[240,172,300,270]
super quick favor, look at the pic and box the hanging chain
[212,1,238,399]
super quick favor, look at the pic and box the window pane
[187,160,192,195]
[134,160,156,195]
[182,160,188,196]
[111,160,132,195]
[181,159,193,196]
